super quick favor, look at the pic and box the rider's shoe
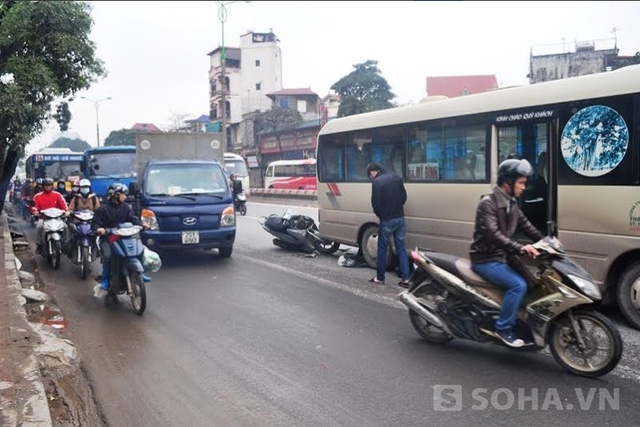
[496,329,525,348]
[142,274,152,283]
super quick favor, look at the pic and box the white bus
[316,64,640,329]
[223,152,251,195]
[264,158,317,190]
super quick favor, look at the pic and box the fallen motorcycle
[398,236,623,378]
[259,208,340,254]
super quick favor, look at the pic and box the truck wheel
[617,261,640,330]
[219,247,233,258]
[359,225,397,271]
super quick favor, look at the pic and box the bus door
[496,116,556,235]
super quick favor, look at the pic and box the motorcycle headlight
[568,274,601,300]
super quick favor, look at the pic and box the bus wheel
[360,225,398,272]
[617,262,640,330]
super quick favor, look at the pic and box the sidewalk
[0,209,53,427]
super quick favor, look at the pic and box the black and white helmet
[107,183,128,198]
[497,159,533,186]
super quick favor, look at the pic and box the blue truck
[128,132,236,257]
[83,146,137,203]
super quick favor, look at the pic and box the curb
[1,211,53,427]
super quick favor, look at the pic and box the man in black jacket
[366,162,411,286]
[470,159,543,348]
[92,183,150,294]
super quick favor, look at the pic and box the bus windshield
[87,151,137,178]
[26,153,84,181]
[224,159,249,177]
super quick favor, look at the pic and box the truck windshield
[88,152,137,178]
[146,164,229,196]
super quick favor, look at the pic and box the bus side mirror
[129,181,139,196]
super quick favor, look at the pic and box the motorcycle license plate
[181,231,200,244]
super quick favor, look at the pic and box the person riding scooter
[34,177,69,254]
[92,183,151,296]
[469,158,543,348]
[67,179,100,214]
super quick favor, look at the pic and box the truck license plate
[181,231,200,244]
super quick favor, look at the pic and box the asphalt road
[26,199,640,426]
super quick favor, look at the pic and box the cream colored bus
[316,64,640,329]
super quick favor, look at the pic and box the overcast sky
[27,1,640,152]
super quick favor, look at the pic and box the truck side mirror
[129,181,139,196]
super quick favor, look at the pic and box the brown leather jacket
[470,186,543,264]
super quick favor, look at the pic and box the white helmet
[79,179,92,197]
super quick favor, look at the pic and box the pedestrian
[366,162,411,286]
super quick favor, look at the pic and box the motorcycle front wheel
[80,246,90,280]
[126,271,146,315]
[313,239,341,255]
[48,241,61,270]
[239,204,247,216]
[548,309,622,378]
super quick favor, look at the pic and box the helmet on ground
[107,183,128,198]
[497,159,533,186]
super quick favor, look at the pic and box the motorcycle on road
[38,207,67,270]
[259,208,341,255]
[398,236,623,378]
[97,223,148,315]
[234,192,247,216]
[66,209,97,280]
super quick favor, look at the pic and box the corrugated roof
[426,75,498,98]
[184,114,211,124]
[266,88,318,97]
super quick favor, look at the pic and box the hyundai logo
[182,217,198,226]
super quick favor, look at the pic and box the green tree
[330,59,395,117]
[49,136,91,152]
[257,106,303,156]
[0,1,105,212]
[105,128,137,147]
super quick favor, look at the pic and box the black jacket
[92,200,141,232]
[371,170,407,221]
[470,186,543,264]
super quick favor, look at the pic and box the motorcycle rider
[230,174,243,198]
[92,183,151,295]
[469,158,543,348]
[66,179,100,256]
[34,177,69,255]
[67,179,100,214]
[65,179,81,205]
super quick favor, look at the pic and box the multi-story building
[426,75,498,98]
[528,39,619,84]
[207,31,283,151]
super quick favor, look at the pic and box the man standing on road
[366,162,411,286]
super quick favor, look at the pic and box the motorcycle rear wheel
[408,287,453,343]
[239,204,247,216]
[548,309,622,378]
[127,271,146,315]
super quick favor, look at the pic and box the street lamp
[216,1,250,151]
[80,96,112,147]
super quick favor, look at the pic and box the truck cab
[130,133,236,257]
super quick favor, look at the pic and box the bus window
[346,130,373,182]
[266,165,274,178]
[497,121,550,233]
[318,133,346,182]
[374,126,405,177]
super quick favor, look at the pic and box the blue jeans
[471,261,528,332]
[377,217,410,282]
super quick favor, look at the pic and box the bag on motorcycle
[142,245,162,273]
[265,214,289,232]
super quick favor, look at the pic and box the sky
[27,0,640,153]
